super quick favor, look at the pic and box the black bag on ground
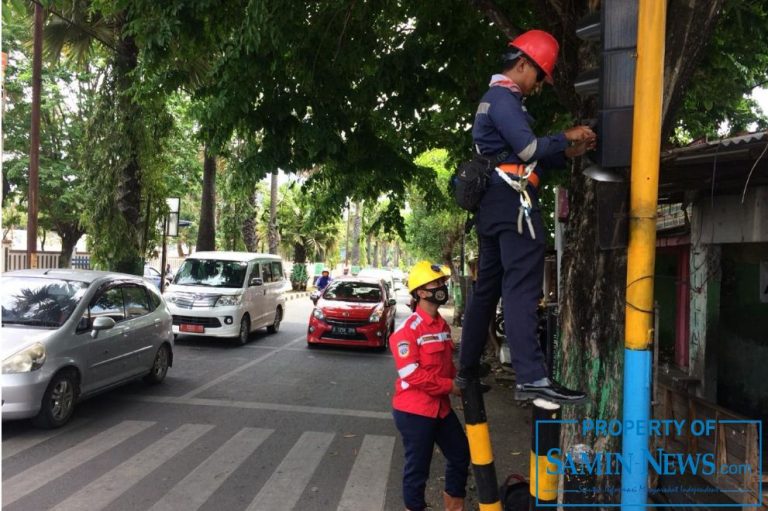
[499,474,530,511]
[451,151,508,212]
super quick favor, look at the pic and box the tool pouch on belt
[450,151,508,213]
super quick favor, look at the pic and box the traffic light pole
[621,0,666,507]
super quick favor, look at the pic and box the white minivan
[163,252,288,345]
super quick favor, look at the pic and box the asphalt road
[2,290,441,511]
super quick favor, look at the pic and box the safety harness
[494,162,538,239]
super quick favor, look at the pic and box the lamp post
[160,197,180,293]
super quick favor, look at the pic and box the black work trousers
[459,178,548,384]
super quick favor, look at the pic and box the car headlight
[2,343,46,374]
[164,293,178,303]
[312,308,325,320]
[216,294,242,307]
[369,306,384,323]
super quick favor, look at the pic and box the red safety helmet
[507,30,559,85]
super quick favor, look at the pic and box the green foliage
[79,62,174,270]
[404,149,468,267]
[4,0,768,277]
[289,262,308,291]
[673,0,768,141]
[276,181,342,263]
[1,11,93,252]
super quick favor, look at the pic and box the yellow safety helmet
[407,261,448,293]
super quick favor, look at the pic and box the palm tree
[196,147,216,251]
[350,201,362,266]
[268,170,279,254]
[42,1,152,273]
[277,183,341,264]
[241,190,259,252]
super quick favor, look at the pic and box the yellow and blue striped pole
[461,379,503,511]
[622,0,666,506]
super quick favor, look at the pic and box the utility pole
[621,0,666,506]
[26,2,43,269]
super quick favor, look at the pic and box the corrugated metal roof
[661,131,768,159]
[659,130,768,200]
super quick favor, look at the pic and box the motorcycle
[492,299,554,370]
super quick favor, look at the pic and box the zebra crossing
[2,420,399,511]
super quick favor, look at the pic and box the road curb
[285,292,310,301]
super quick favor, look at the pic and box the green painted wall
[654,252,678,367]
[717,244,768,423]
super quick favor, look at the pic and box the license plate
[180,324,204,333]
[332,326,357,335]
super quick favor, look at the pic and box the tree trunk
[268,171,279,254]
[242,190,258,252]
[57,226,83,269]
[381,240,389,267]
[113,30,143,274]
[197,148,217,251]
[351,201,362,265]
[293,242,307,264]
[558,177,628,494]
[366,233,374,267]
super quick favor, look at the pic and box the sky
[752,87,768,117]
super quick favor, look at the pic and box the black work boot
[515,378,587,404]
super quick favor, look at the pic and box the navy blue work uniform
[459,75,568,385]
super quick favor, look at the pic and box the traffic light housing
[575,0,638,168]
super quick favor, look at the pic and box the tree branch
[661,0,725,140]
[466,0,520,40]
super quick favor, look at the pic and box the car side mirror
[91,316,116,339]
[310,291,320,305]
[250,277,263,287]
[387,298,397,307]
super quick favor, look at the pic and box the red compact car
[307,277,397,349]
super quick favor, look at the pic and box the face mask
[423,284,449,305]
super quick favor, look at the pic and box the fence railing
[3,250,63,272]
[3,249,302,278]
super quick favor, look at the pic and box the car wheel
[32,369,78,429]
[237,315,251,345]
[379,329,390,351]
[493,313,505,338]
[267,307,282,334]
[144,344,170,384]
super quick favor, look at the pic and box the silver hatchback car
[1,269,174,428]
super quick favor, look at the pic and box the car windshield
[324,282,382,303]
[172,259,248,288]
[1,277,89,328]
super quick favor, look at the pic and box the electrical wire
[740,137,768,204]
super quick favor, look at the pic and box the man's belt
[496,163,539,189]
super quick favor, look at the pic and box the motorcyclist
[316,270,332,292]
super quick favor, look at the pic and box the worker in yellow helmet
[389,261,468,511]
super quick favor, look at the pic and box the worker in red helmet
[458,29,594,404]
